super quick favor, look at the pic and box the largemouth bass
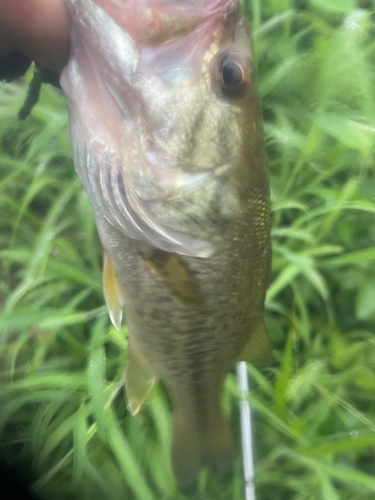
[61,0,272,485]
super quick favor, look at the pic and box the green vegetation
[1,0,374,498]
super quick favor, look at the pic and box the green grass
[1,0,375,499]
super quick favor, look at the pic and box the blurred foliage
[0,0,375,499]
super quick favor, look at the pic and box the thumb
[0,0,71,73]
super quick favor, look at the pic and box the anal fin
[103,250,123,332]
[125,342,157,415]
[238,321,273,364]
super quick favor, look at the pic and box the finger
[0,34,15,57]
[0,0,71,72]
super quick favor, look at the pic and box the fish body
[61,0,271,485]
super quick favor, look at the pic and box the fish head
[61,0,266,256]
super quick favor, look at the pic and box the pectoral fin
[142,250,204,309]
[125,342,157,415]
[238,321,273,364]
[103,251,123,332]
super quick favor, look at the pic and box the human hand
[0,0,71,73]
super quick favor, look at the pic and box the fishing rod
[236,361,256,500]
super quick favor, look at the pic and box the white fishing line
[236,361,256,500]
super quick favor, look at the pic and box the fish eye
[216,54,251,99]
[222,60,243,86]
